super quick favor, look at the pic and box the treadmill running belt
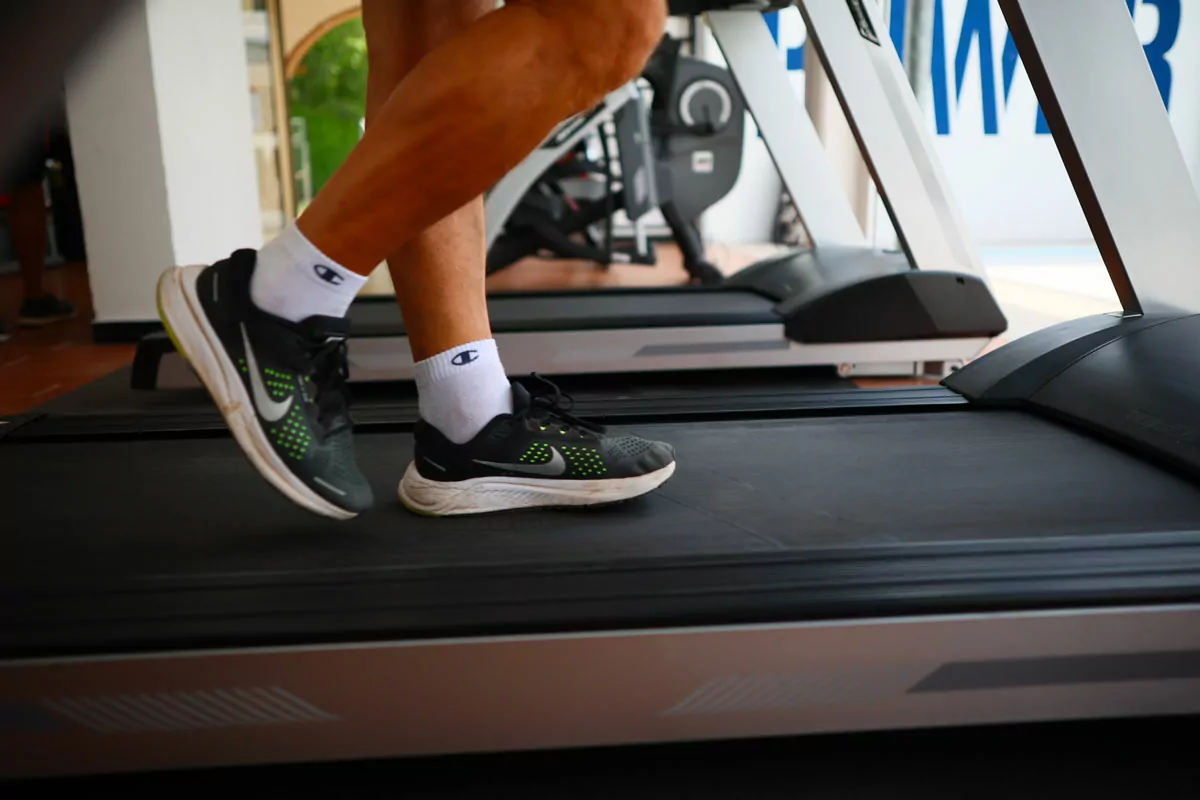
[6,409,1199,573]
[5,411,1200,653]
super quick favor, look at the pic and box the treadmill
[132,0,1007,390]
[5,0,1200,781]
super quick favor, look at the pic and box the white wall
[67,0,262,324]
[697,12,802,245]
[927,0,1194,247]
[705,0,1198,251]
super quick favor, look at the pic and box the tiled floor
[0,245,1117,416]
[0,262,135,415]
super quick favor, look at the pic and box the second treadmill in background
[135,0,1008,390]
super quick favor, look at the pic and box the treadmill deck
[6,410,1200,655]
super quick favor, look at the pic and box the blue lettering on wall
[931,0,950,134]
[890,1,908,61]
[998,28,1049,132]
[765,12,805,70]
[891,0,1178,135]
[957,0,998,134]
[768,0,1178,136]
[1136,0,1180,108]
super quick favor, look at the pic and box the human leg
[363,0,491,360]
[158,0,674,519]
[295,0,669,276]
[359,0,509,447]
[348,0,674,515]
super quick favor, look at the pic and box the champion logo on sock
[313,264,345,286]
[451,349,479,366]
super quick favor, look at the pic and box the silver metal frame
[707,10,868,249]
[999,0,1200,314]
[485,84,651,249]
[289,7,995,388]
[5,603,1200,778]
[490,4,989,277]
[154,332,989,388]
[794,0,985,278]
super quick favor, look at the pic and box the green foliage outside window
[288,17,368,204]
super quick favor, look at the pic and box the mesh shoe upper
[413,377,676,483]
[196,250,372,512]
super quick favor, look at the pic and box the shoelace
[306,336,352,436]
[520,373,607,436]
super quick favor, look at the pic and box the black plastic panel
[912,650,1200,692]
[943,313,1166,402]
[724,247,910,303]
[1029,315,1200,483]
[785,271,1007,343]
[130,332,173,390]
[350,290,779,336]
[723,247,1007,343]
[944,312,1200,483]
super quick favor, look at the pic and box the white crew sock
[250,223,368,323]
[415,339,514,444]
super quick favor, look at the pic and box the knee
[540,0,668,99]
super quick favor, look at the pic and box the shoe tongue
[511,381,533,413]
[298,315,351,341]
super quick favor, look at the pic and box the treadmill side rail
[946,312,1200,483]
[141,330,988,387]
[6,605,1200,778]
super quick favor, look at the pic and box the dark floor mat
[12,716,1200,799]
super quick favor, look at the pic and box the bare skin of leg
[9,181,47,300]
[296,0,667,352]
[362,0,493,362]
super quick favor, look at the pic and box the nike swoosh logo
[475,447,567,477]
[241,324,294,423]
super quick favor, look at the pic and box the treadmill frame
[998,0,1200,314]
[6,601,1200,778]
[143,3,1003,388]
[484,84,653,251]
[137,328,984,388]
[9,0,1200,780]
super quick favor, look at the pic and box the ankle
[250,225,368,323]
[415,339,513,444]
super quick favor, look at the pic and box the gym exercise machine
[485,34,739,285]
[132,0,1007,390]
[7,0,1200,781]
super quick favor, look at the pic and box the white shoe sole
[397,460,677,516]
[156,265,356,521]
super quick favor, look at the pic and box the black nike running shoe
[399,376,676,515]
[157,249,373,519]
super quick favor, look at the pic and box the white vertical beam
[797,0,984,279]
[804,42,876,238]
[1000,0,1200,314]
[708,10,867,250]
[66,0,262,326]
